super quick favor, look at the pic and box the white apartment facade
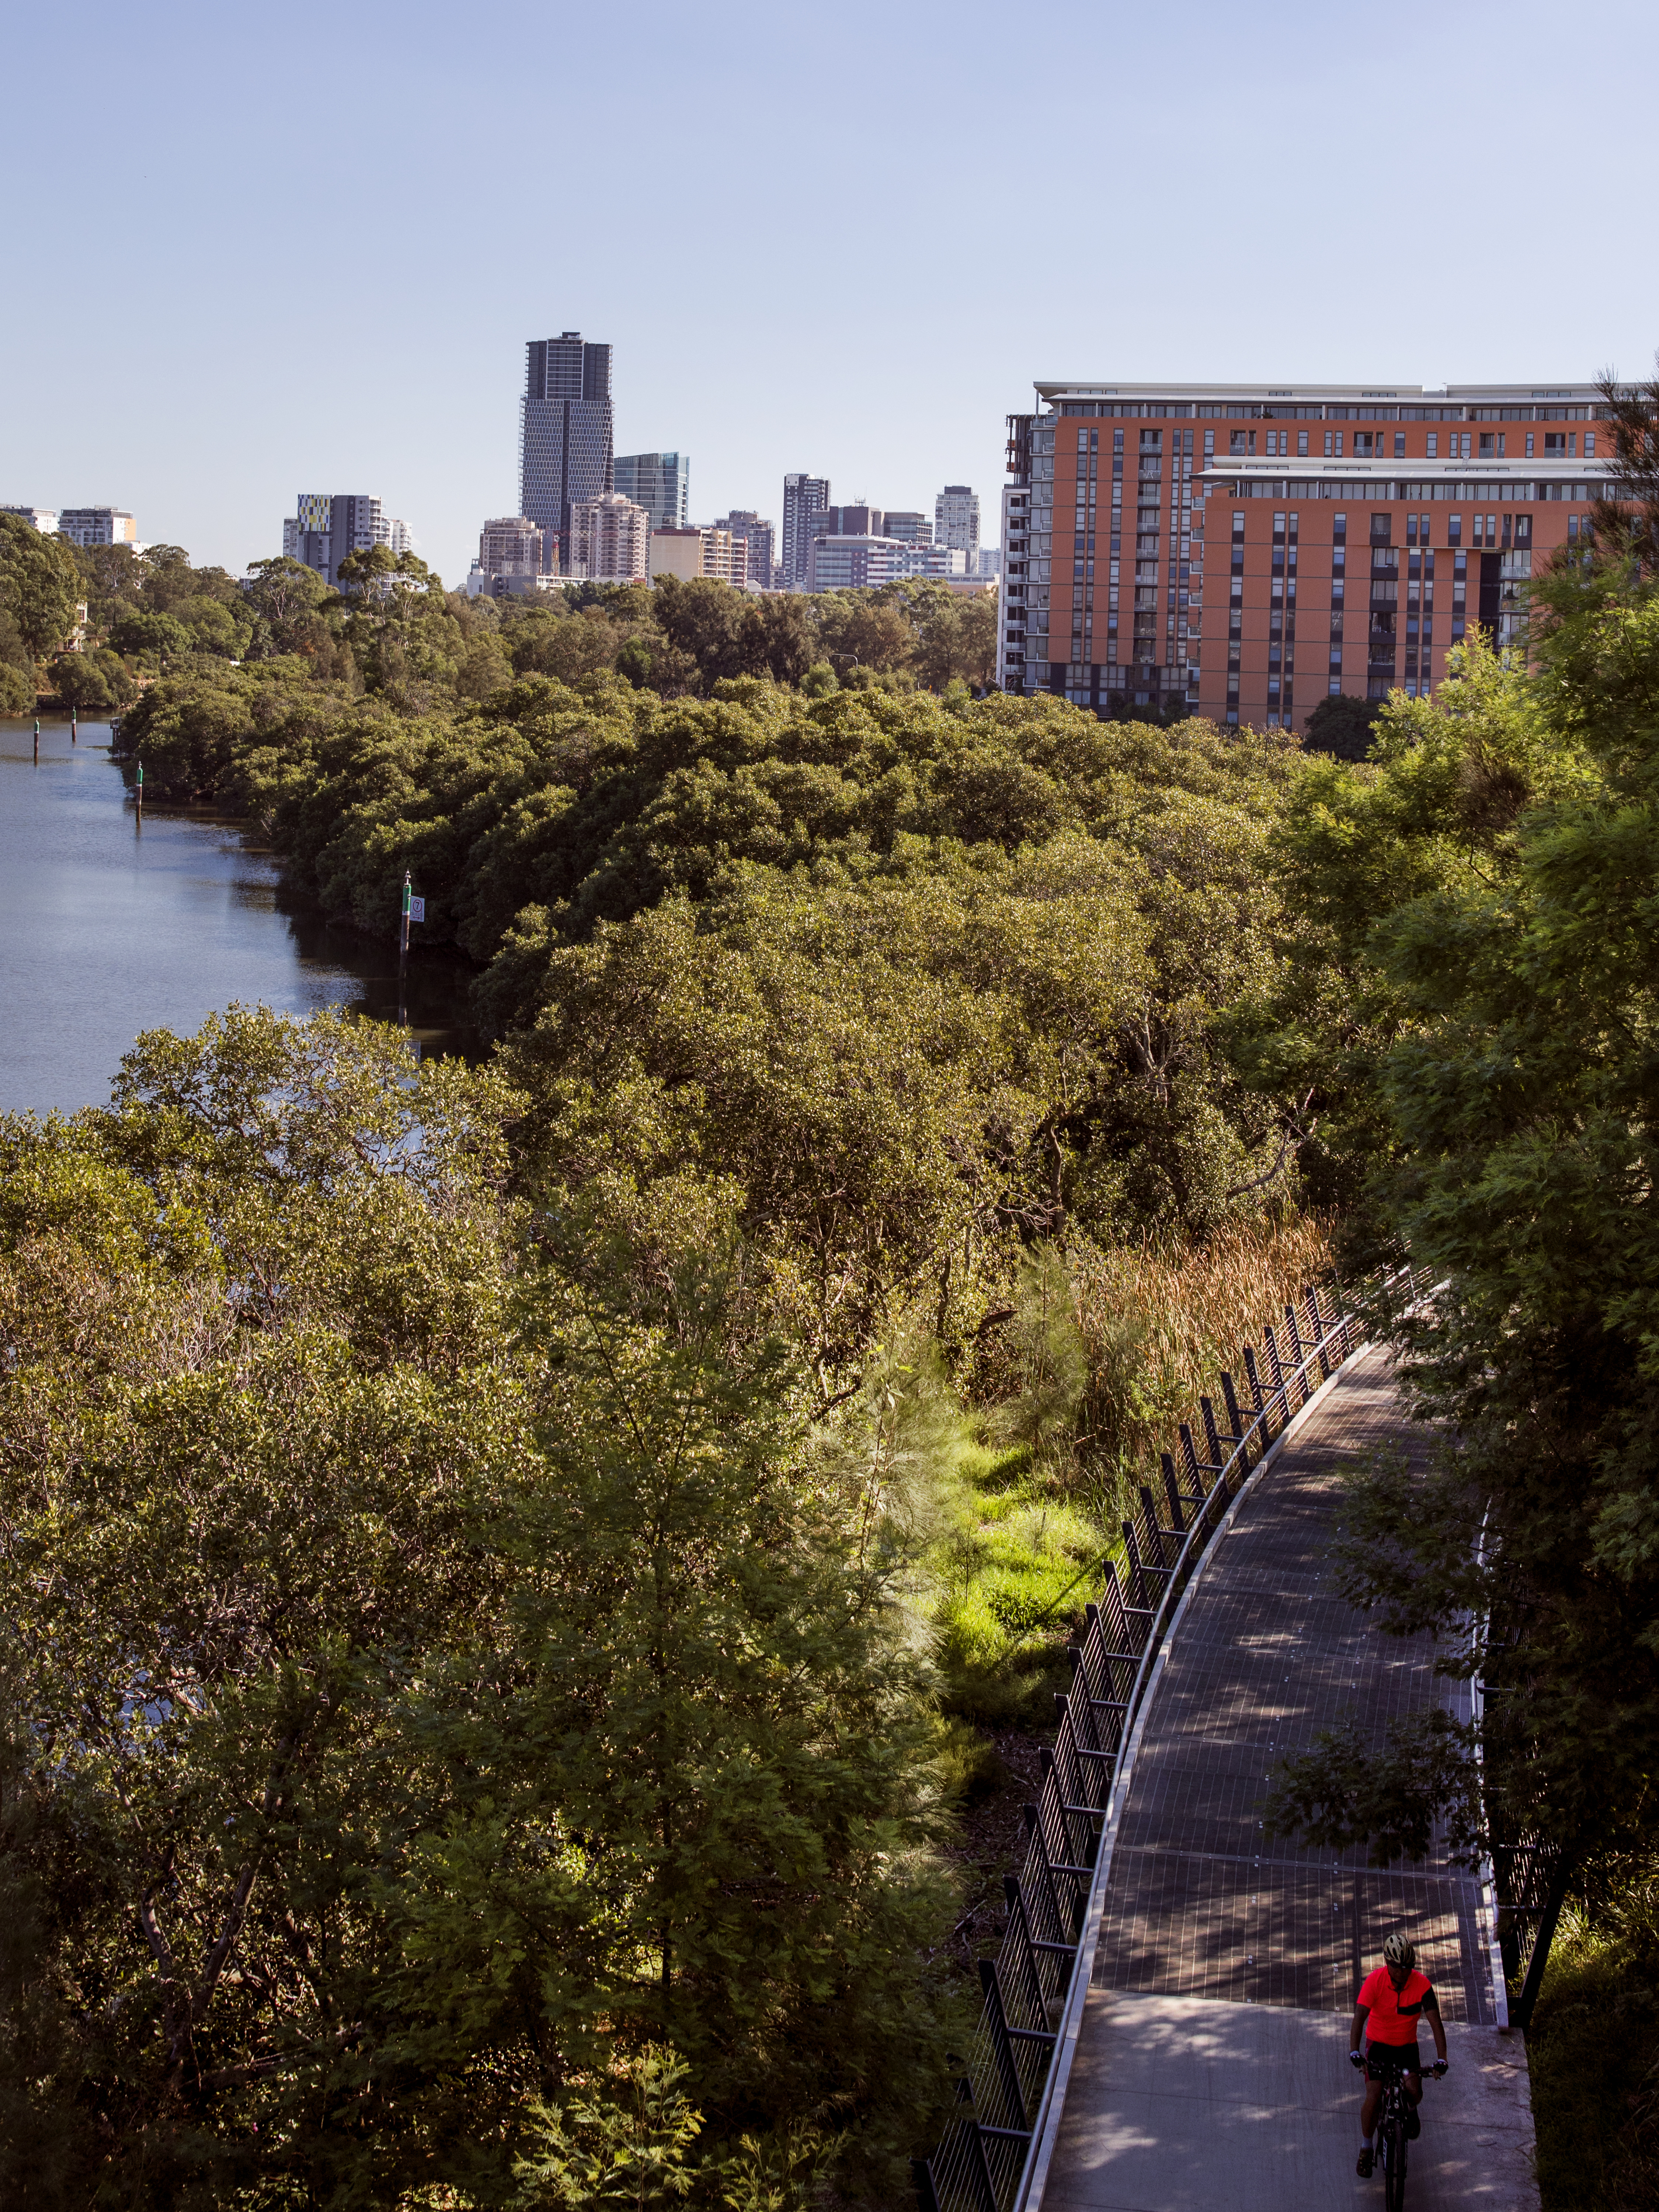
[571,490,651,582]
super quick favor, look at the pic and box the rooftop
[1031,379,1603,404]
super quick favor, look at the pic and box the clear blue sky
[5,0,1655,585]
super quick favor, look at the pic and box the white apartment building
[571,491,651,582]
[479,517,548,574]
[935,484,981,563]
[57,507,139,547]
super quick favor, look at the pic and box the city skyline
[7,3,1646,590]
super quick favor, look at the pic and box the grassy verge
[1528,1873,1659,2210]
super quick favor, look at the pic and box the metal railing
[913,1267,1420,2212]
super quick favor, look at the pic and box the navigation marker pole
[399,869,411,1026]
[33,717,39,761]
[397,873,427,1032]
[71,705,77,743]
[135,761,143,827]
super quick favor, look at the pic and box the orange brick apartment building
[996,380,1609,728]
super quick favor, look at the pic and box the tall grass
[932,1217,1335,1726]
[1531,1866,1659,2210]
[1069,1214,1335,1519]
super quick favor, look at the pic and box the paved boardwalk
[1040,1344,1539,2211]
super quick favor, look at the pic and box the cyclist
[1349,1931,1448,2177]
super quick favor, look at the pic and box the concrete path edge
[1019,1335,1378,2212]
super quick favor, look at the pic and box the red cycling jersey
[1358,1965,1435,2046]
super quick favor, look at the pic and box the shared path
[1034,1344,1540,2212]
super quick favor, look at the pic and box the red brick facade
[998,383,1607,731]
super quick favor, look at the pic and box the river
[0,717,483,1116]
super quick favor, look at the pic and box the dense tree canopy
[5,519,1001,726]
[1257,566,1659,1916]
[0,1010,960,2208]
[0,510,83,707]
[111,671,1305,1401]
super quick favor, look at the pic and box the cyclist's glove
[1349,2050,1365,2070]
[1431,2062,1448,2077]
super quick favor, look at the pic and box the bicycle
[1352,2048,1446,2210]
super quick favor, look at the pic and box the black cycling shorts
[1364,2045,1422,2083]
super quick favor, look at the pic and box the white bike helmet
[1382,1932,1416,1971]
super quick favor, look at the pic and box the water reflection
[0,717,484,1116]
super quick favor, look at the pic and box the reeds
[932,1217,1336,1714]
[1069,1214,1335,1516]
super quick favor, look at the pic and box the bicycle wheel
[1382,2114,1407,2212]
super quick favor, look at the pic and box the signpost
[398,872,425,1021]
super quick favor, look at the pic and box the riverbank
[0,717,481,1114]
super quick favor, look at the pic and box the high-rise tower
[521,332,613,573]
[935,484,981,563]
[780,473,830,591]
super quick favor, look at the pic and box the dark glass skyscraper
[521,332,613,571]
[613,451,689,532]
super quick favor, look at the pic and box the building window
[1585,431,1596,456]
[1394,433,1406,458]
[1426,432,1439,457]
[1447,514,1462,544]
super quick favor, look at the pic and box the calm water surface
[0,718,482,1115]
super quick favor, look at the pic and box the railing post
[1179,1421,1204,1488]
[1099,1565,1131,1662]
[1513,1860,1571,2030]
[965,2095,1001,2212]
[1022,1801,1069,1939]
[1062,1668,1104,1762]
[1262,1324,1286,1419]
[1161,1450,1186,1533]
[1139,1484,1171,1566]
[1004,1875,1055,2027]
[1220,1371,1251,1468]
[1242,1341,1265,1422]
[1201,1395,1226,1474]
[1284,1300,1307,1368]
[1122,1519,1152,1611]
[1307,1286,1331,1378]
[980,1957,1030,2132]
[1070,1629,1099,1706]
